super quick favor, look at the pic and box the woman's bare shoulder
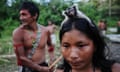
[112,63,120,72]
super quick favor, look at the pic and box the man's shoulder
[37,24,48,31]
[38,24,45,28]
[13,26,24,35]
[43,27,49,34]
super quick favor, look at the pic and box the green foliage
[0,0,120,55]
[0,18,19,38]
[0,37,13,55]
[0,0,8,20]
[38,1,69,26]
[106,17,119,27]
[0,58,10,64]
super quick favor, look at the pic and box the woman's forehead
[62,29,91,42]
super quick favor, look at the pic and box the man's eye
[21,13,26,16]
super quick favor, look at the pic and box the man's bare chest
[23,31,37,48]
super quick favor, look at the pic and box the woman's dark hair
[59,18,115,72]
[19,1,39,21]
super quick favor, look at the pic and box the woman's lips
[70,61,83,66]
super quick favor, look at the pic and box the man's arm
[12,28,49,72]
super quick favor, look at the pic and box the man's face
[19,9,35,25]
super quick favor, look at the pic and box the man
[12,1,55,72]
[98,20,107,36]
[47,20,57,47]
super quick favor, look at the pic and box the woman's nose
[69,48,79,59]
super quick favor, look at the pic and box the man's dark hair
[19,1,39,21]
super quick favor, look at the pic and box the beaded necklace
[27,24,41,58]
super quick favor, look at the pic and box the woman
[59,5,120,72]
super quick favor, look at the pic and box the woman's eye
[77,44,86,47]
[62,44,70,48]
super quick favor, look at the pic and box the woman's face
[61,29,95,70]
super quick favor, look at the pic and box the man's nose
[19,15,25,20]
[19,15,23,20]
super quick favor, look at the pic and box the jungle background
[0,0,120,72]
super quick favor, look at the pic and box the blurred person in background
[98,19,107,36]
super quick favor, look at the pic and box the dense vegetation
[0,0,120,55]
